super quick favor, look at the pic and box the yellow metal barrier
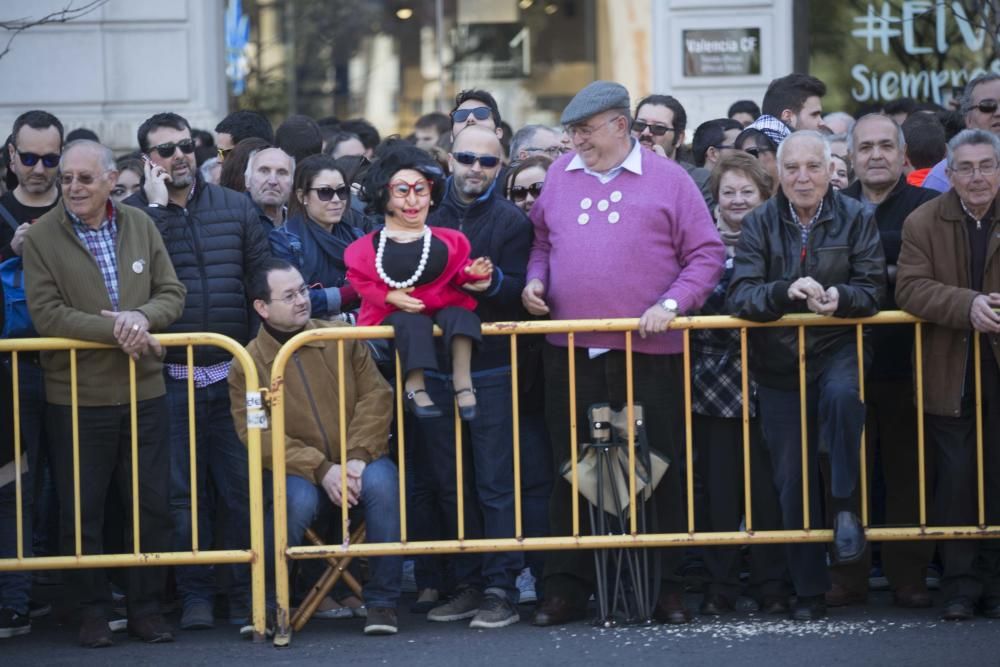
[267,311,999,646]
[0,333,268,642]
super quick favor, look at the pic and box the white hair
[946,128,1000,168]
[775,130,832,176]
[244,147,295,185]
[60,139,116,172]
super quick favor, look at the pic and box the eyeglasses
[451,106,492,123]
[524,146,563,158]
[309,185,350,201]
[453,152,501,168]
[744,147,775,159]
[274,284,309,305]
[149,139,196,159]
[217,146,234,161]
[631,120,674,137]
[565,116,621,140]
[949,162,998,178]
[509,182,543,202]
[389,179,432,198]
[15,148,60,169]
[60,171,109,187]
[970,99,999,114]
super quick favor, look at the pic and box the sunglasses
[971,98,999,114]
[453,151,501,168]
[389,179,432,198]
[16,148,60,169]
[744,147,775,158]
[217,146,234,161]
[631,120,674,136]
[149,138,196,159]
[509,182,543,202]
[451,107,492,123]
[309,185,350,201]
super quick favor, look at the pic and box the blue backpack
[0,203,36,339]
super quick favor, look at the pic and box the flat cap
[560,81,631,126]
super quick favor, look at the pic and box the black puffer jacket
[428,178,533,371]
[124,175,271,364]
[726,188,886,389]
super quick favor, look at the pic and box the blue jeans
[0,360,44,614]
[417,370,523,599]
[264,457,402,609]
[519,408,553,582]
[756,343,866,598]
[165,376,251,611]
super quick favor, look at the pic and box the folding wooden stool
[290,521,367,631]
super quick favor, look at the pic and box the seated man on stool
[229,258,402,635]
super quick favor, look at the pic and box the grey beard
[168,172,193,190]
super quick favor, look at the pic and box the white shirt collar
[566,138,642,182]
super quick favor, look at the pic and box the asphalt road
[4,590,998,666]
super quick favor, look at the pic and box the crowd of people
[0,69,998,649]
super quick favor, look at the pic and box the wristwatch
[661,298,679,314]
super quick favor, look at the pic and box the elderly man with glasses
[22,139,185,646]
[896,128,1000,621]
[522,80,725,627]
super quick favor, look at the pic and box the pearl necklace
[375,226,432,289]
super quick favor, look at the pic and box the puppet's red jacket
[345,226,483,326]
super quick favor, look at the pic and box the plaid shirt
[69,201,119,311]
[788,198,824,262]
[691,264,757,419]
[165,360,232,388]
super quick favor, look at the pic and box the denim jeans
[756,343,866,598]
[165,376,251,610]
[518,408,553,582]
[0,359,44,614]
[263,457,402,609]
[417,370,523,599]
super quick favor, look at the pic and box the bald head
[60,139,116,173]
[451,124,503,155]
[450,125,503,203]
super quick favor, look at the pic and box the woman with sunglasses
[345,144,492,419]
[734,128,780,195]
[506,155,551,215]
[269,154,365,321]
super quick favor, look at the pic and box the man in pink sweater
[522,80,725,626]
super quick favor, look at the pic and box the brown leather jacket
[896,190,1000,417]
[229,319,393,485]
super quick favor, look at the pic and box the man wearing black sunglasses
[421,125,533,630]
[125,111,271,633]
[923,73,1000,192]
[450,89,504,141]
[0,109,64,640]
[2,110,63,262]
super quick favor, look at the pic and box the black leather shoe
[653,592,692,624]
[761,595,790,615]
[942,597,974,621]
[79,615,114,648]
[532,596,587,627]
[833,511,866,564]
[127,613,174,643]
[893,584,932,609]
[791,595,827,621]
[454,387,478,421]
[404,389,443,419]
[979,597,1000,619]
[699,594,733,616]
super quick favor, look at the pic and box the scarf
[284,213,364,288]
[715,213,742,258]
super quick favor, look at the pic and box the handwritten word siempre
[851,1,996,55]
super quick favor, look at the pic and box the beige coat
[229,319,393,484]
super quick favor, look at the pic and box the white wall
[0,0,227,151]
[652,0,795,129]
